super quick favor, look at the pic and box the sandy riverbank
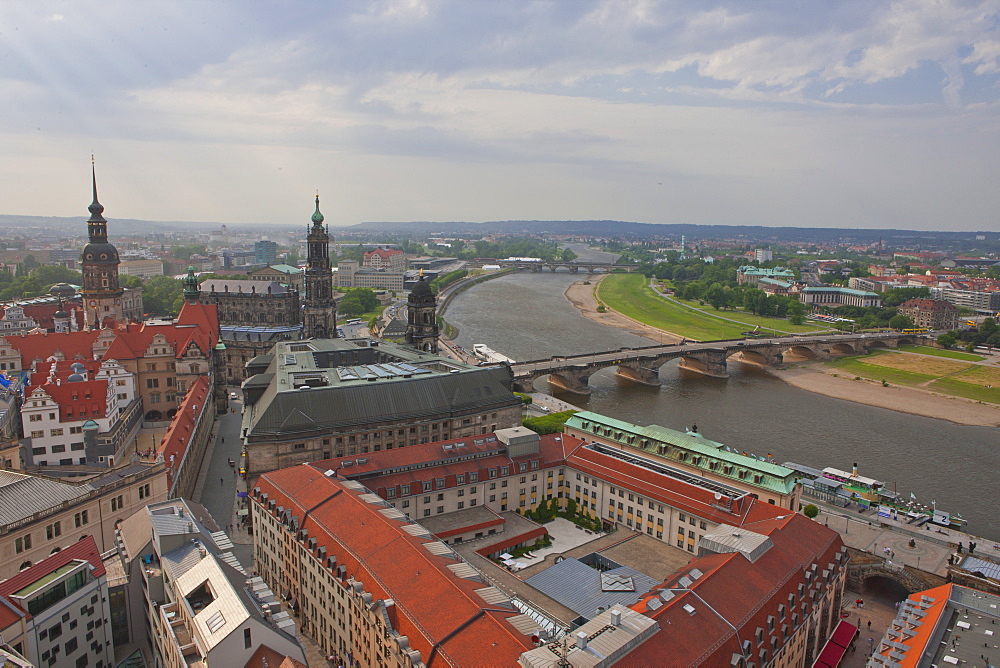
[565,277,1000,427]
[564,276,683,343]
[771,363,1000,427]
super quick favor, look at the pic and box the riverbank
[564,276,683,343]
[771,363,1000,427]
[565,276,1000,427]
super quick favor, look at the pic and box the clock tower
[80,161,124,329]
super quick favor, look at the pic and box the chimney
[610,609,622,627]
[575,631,588,650]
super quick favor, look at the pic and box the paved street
[193,392,252,567]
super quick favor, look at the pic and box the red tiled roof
[0,536,106,618]
[159,376,210,491]
[899,299,958,311]
[255,467,534,667]
[0,597,24,632]
[628,513,844,665]
[4,330,101,367]
[364,248,403,258]
[32,378,109,420]
[885,583,953,667]
[244,644,307,668]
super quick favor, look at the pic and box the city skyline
[2,1,999,231]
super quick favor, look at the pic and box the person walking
[220,477,224,486]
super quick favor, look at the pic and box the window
[51,444,66,453]
[74,511,89,527]
[146,378,159,389]
[244,628,252,649]
[31,430,44,439]
[29,414,42,422]
[46,522,62,540]
[15,534,31,553]
[138,484,151,499]
[70,426,83,434]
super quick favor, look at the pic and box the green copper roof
[565,411,798,495]
[183,266,200,300]
[311,194,324,225]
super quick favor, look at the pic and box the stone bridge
[845,547,947,594]
[484,260,640,273]
[509,333,917,394]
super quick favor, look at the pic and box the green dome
[311,194,324,225]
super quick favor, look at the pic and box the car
[230,392,238,399]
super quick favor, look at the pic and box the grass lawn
[897,344,985,361]
[853,351,970,376]
[928,377,1000,404]
[826,357,938,386]
[599,274,828,339]
[598,274,746,340]
[671,297,831,335]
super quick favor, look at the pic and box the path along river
[445,260,999,541]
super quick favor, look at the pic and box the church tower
[302,194,337,339]
[405,271,439,353]
[80,161,123,329]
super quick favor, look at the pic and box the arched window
[19,561,31,571]
[50,547,61,555]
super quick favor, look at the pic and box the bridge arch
[726,348,769,366]
[785,345,820,360]
[830,342,857,355]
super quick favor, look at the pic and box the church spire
[311,192,325,226]
[87,156,108,242]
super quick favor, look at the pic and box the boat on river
[472,344,515,364]
[783,461,968,530]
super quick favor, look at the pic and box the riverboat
[472,344,515,364]
[784,461,968,530]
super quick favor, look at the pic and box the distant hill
[1,213,994,245]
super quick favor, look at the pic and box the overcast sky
[2,1,999,231]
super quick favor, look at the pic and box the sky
[2,1,999,231]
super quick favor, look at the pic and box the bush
[513,392,533,405]
[803,504,819,519]
[522,410,577,435]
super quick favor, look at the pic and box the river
[446,247,999,541]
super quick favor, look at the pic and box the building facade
[363,248,406,270]
[239,339,522,477]
[0,536,114,668]
[897,298,960,330]
[114,499,307,668]
[799,286,881,308]
[247,264,304,291]
[0,464,167,581]
[737,266,796,286]
[254,241,278,266]
[197,278,300,328]
[302,196,337,339]
[252,425,846,666]
[929,285,1000,313]
[563,412,802,509]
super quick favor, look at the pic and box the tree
[343,287,378,312]
[788,301,806,325]
[888,314,913,330]
[704,283,728,310]
[142,276,184,317]
[171,244,207,260]
[937,332,957,348]
[338,295,366,317]
[802,504,819,519]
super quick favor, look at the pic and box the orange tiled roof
[255,467,535,667]
[0,536,106,618]
[158,376,210,489]
[4,330,101,366]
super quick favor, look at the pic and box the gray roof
[525,558,657,619]
[244,339,520,441]
[960,556,1000,581]
[201,279,292,295]
[0,473,92,529]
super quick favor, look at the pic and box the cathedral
[302,195,337,339]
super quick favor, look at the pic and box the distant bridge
[508,332,920,394]
[478,260,641,273]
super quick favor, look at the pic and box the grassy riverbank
[827,349,1000,404]
[596,273,825,340]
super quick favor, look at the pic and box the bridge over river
[509,332,921,394]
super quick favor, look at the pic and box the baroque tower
[405,271,439,353]
[80,161,123,329]
[302,195,337,339]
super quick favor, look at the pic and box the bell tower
[302,194,337,339]
[405,271,439,353]
[80,159,123,329]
